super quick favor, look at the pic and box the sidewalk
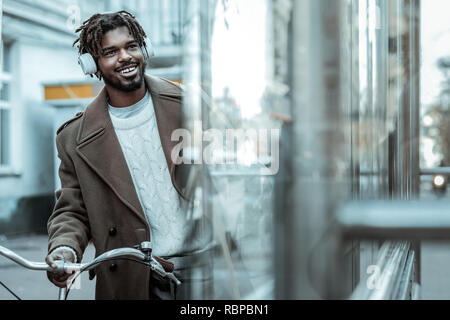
[421,240,450,300]
[0,234,95,300]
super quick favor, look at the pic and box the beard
[101,61,146,92]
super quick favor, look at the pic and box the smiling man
[98,26,145,94]
[45,11,212,300]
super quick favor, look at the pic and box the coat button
[109,227,117,236]
[109,263,117,272]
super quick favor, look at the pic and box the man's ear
[94,58,102,80]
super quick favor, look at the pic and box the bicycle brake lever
[150,257,182,286]
[167,272,182,286]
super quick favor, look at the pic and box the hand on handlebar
[45,249,75,288]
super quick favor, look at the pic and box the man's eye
[129,44,138,49]
[105,51,116,56]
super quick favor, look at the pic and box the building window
[0,40,12,167]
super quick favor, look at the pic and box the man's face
[97,26,146,92]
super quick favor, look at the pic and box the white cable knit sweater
[107,91,208,257]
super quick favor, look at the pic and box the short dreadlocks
[73,10,147,58]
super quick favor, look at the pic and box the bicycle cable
[0,279,22,300]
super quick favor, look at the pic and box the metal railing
[349,241,415,300]
[336,199,450,299]
[420,167,450,176]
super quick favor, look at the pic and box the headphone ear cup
[78,53,97,75]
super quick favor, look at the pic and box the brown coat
[47,75,190,300]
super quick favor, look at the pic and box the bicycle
[0,241,181,300]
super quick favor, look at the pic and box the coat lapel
[75,87,148,225]
[75,75,186,226]
[146,76,186,198]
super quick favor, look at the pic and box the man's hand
[46,249,75,288]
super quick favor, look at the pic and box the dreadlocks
[73,10,147,58]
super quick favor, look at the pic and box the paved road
[420,241,450,300]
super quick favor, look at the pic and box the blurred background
[0,0,450,300]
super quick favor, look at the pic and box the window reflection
[208,0,276,299]
[421,0,450,173]
[183,0,424,300]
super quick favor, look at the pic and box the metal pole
[58,288,67,300]
[409,0,422,286]
[0,0,3,94]
[282,0,349,299]
[0,0,2,40]
[182,0,217,299]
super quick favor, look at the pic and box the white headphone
[78,40,154,75]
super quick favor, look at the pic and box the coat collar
[75,74,184,225]
[76,74,182,146]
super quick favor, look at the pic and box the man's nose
[118,48,132,61]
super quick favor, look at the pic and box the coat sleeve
[47,135,91,262]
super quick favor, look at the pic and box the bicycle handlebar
[0,242,182,299]
[56,247,148,273]
[0,244,53,272]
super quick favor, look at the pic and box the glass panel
[0,82,10,101]
[420,0,450,198]
[286,0,418,298]
[0,109,10,166]
[208,0,276,299]
[182,0,278,299]
[356,0,390,200]
[2,42,11,73]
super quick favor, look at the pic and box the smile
[116,63,138,75]
[119,66,137,74]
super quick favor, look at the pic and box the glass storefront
[181,0,423,299]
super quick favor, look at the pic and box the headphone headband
[78,39,154,75]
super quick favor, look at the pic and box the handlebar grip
[52,260,66,276]
[153,255,174,272]
[150,258,181,286]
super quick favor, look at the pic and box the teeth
[119,66,136,74]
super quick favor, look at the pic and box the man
[46,11,212,300]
